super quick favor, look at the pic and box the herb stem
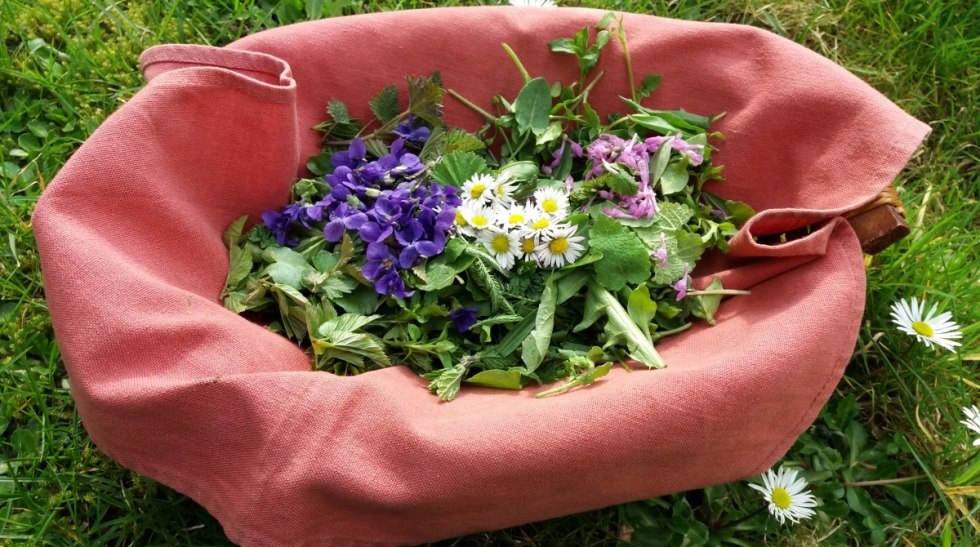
[446,89,497,122]
[501,43,532,83]
[652,323,692,341]
[686,289,752,296]
[614,16,637,102]
[842,475,928,487]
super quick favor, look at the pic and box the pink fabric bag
[33,7,929,546]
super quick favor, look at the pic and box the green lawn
[1,0,977,545]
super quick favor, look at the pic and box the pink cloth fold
[33,7,928,546]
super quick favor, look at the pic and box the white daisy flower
[961,405,980,447]
[491,174,518,206]
[890,297,962,352]
[479,227,521,270]
[508,0,558,6]
[456,201,494,237]
[516,231,539,258]
[534,224,585,268]
[461,173,496,203]
[533,187,570,217]
[496,203,532,230]
[748,467,818,525]
[524,209,561,237]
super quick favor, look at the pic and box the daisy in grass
[748,467,818,525]
[962,405,980,447]
[479,227,521,270]
[533,187,570,217]
[535,224,585,268]
[890,297,962,352]
[461,173,496,203]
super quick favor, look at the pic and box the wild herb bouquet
[221,14,753,401]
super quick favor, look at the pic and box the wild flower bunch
[222,13,754,400]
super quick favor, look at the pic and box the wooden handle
[845,186,910,255]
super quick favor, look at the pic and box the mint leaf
[430,150,487,188]
[513,77,551,136]
[651,230,704,285]
[369,84,399,123]
[589,215,651,291]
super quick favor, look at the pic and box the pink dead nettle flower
[588,133,660,219]
[672,267,690,300]
[651,233,668,269]
[541,136,584,176]
[646,133,705,166]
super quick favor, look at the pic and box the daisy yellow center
[496,185,508,196]
[472,215,489,228]
[542,199,559,214]
[508,213,525,224]
[532,218,551,230]
[455,209,467,226]
[521,238,536,253]
[771,488,792,510]
[491,235,511,253]
[549,237,569,254]
[469,183,486,199]
[912,321,934,337]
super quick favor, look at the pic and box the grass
[1,0,977,544]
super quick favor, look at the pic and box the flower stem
[614,16,637,102]
[446,89,497,123]
[686,289,752,297]
[501,43,532,83]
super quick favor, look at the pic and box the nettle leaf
[407,75,444,126]
[445,129,485,153]
[430,150,487,188]
[422,363,467,402]
[660,161,690,195]
[650,231,704,285]
[637,73,662,100]
[465,368,524,390]
[369,84,399,123]
[513,77,552,136]
[654,201,695,232]
[327,99,351,124]
[521,276,557,374]
[589,215,651,291]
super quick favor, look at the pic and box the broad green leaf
[264,262,308,290]
[629,113,682,135]
[498,160,539,182]
[556,269,589,304]
[521,276,557,373]
[318,313,379,337]
[334,285,379,315]
[627,283,658,339]
[660,161,690,195]
[650,231,704,285]
[225,245,252,289]
[590,283,665,368]
[495,313,535,356]
[513,77,552,136]
[535,122,563,146]
[465,368,524,390]
[311,250,338,272]
[369,84,399,123]
[690,278,724,326]
[589,215,651,291]
[647,138,672,185]
[430,150,487,188]
[548,37,577,55]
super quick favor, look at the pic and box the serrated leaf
[637,73,662,100]
[318,313,380,336]
[445,129,485,153]
[589,215,651,291]
[467,253,514,314]
[599,170,639,196]
[513,77,552,136]
[369,84,399,123]
[226,245,252,289]
[327,99,350,124]
[319,275,357,299]
[422,364,467,401]
[407,75,444,126]
[430,151,488,188]
[223,215,248,248]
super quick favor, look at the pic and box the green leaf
[445,129,485,153]
[422,363,467,401]
[225,245,252,289]
[334,284,379,315]
[369,84,399,123]
[465,368,524,390]
[548,37,577,55]
[653,202,695,232]
[629,113,682,135]
[407,75,444,126]
[627,283,658,339]
[327,98,351,124]
[637,73,662,100]
[513,77,552,136]
[495,313,536,357]
[660,161,690,195]
[318,275,357,299]
[498,160,539,182]
[647,138,672,185]
[313,314,390,371]
[590,283,664,368]
[601,170,639,196]
[430,150,487,188]
[589,215,651,291]
[690,278,724,326]
[649,231,704,285]
[223,215,248,248]
[521,276,557,374]
[535,122,563,146]
[467,253,514,314]
[556,269,590,305]
[597,11,617,30]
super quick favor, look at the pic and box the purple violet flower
[448,307,479,333]
[261,202,304,246]
[393,115,431,147]
[323,202,369,242]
